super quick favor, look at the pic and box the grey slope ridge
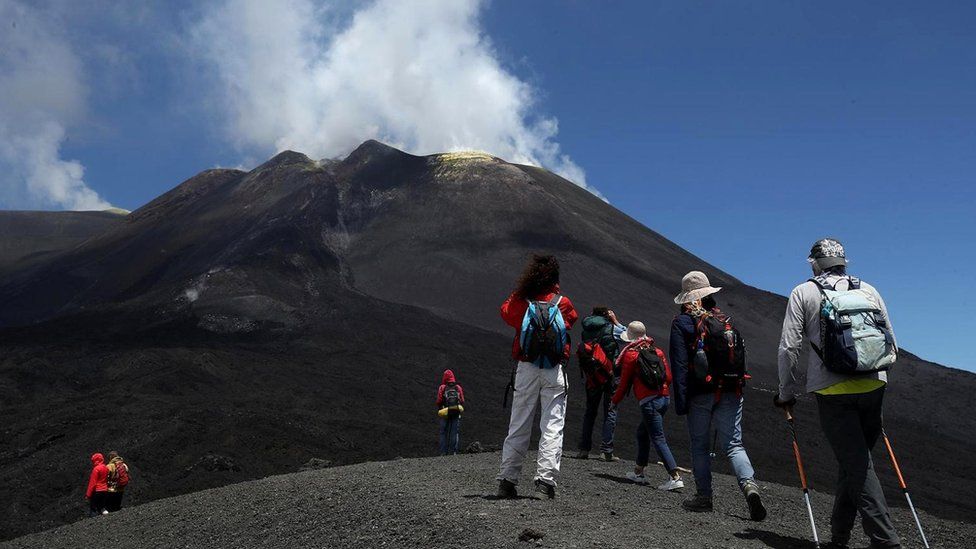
[3,452,969,549]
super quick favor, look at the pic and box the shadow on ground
[734,528,818,549]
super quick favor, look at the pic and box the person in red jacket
[496,254,578,500]
[611,321,684,491]
[435,369,465,455]
[86,452,109,517]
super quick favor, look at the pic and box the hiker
[497,254,578,500]
[669,271,766,520]
[436,369,465,455]
[105,451,130,512]
[85,453,109,517]
[775,238,901,548]
[576,306,625,462]
[610,321,684,491]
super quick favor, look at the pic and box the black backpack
[693,311,746,385]
[635,344,667,390]
[443,384,461,418]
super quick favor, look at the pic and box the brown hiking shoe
[743,480,767,521]
[601,452,620,462]
[532,480,556,500]
[497,479,517,499]
[682,493,713,512]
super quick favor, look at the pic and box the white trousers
[497,361,568,486]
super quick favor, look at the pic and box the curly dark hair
[514,254,560,299]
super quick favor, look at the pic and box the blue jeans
[687,392,755,496]
[578,380,617,453]
[439,416,461,455]
[636,395,678,473]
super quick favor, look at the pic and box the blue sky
[1,1,973,370]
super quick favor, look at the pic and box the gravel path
[3,452,970,548]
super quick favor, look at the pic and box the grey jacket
[777,273,896,400]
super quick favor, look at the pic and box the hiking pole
[882,429,930,548]
[785,409,820,549]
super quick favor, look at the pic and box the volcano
[0,141,972,540]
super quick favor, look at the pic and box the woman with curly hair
[496,254,579,500]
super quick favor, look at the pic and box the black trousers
[816,386,901,548]
[106,490,125,512]
[88,491,107,516]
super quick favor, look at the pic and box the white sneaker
[657,478,685,491]
[626,471,649,485]
[101,510,109,515]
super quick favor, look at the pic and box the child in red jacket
[611,321,684,491]
[86,452,109,517]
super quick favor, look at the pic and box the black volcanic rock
[2,453,971,548]
[0,140,973,542]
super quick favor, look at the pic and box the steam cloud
[190,0,590,190]
[0,0,111,210]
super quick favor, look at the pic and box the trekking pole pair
[784,410,930,549]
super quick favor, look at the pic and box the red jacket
[436,369,465,407]
[86,453,108,498]
[612,338,672,405]
[500,287,579,361]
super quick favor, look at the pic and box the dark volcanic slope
[3,453,970,549]
[0,210,125,273]
[0,141,973,540]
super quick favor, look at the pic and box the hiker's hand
[607,310,619,325]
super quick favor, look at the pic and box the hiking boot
[601,452,620,462]
[626,471,649,485]
[657,477,684,492]
[497,479,517,499]
[682,494,713,512]
[742,480,767,521]
[533,480,556,500]
[575,450,589,460]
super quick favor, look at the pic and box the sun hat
[673,271,722,304]
[807,238,847,269]
[619,321,647,343]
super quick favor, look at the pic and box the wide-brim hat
[619,321,647,342]
[673,270,722,304]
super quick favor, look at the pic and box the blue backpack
[810,275,897,375]
[519,296,569,368]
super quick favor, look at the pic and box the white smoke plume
[190,0,591,191]
[0,0,111,210]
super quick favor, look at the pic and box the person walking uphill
[576,306,625,462]
[611,321,684,491]
[669,271,766,521]
[497,254,578,500]
[775,238,901,549]
[436,369,465,455]
[85,453,109,517]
